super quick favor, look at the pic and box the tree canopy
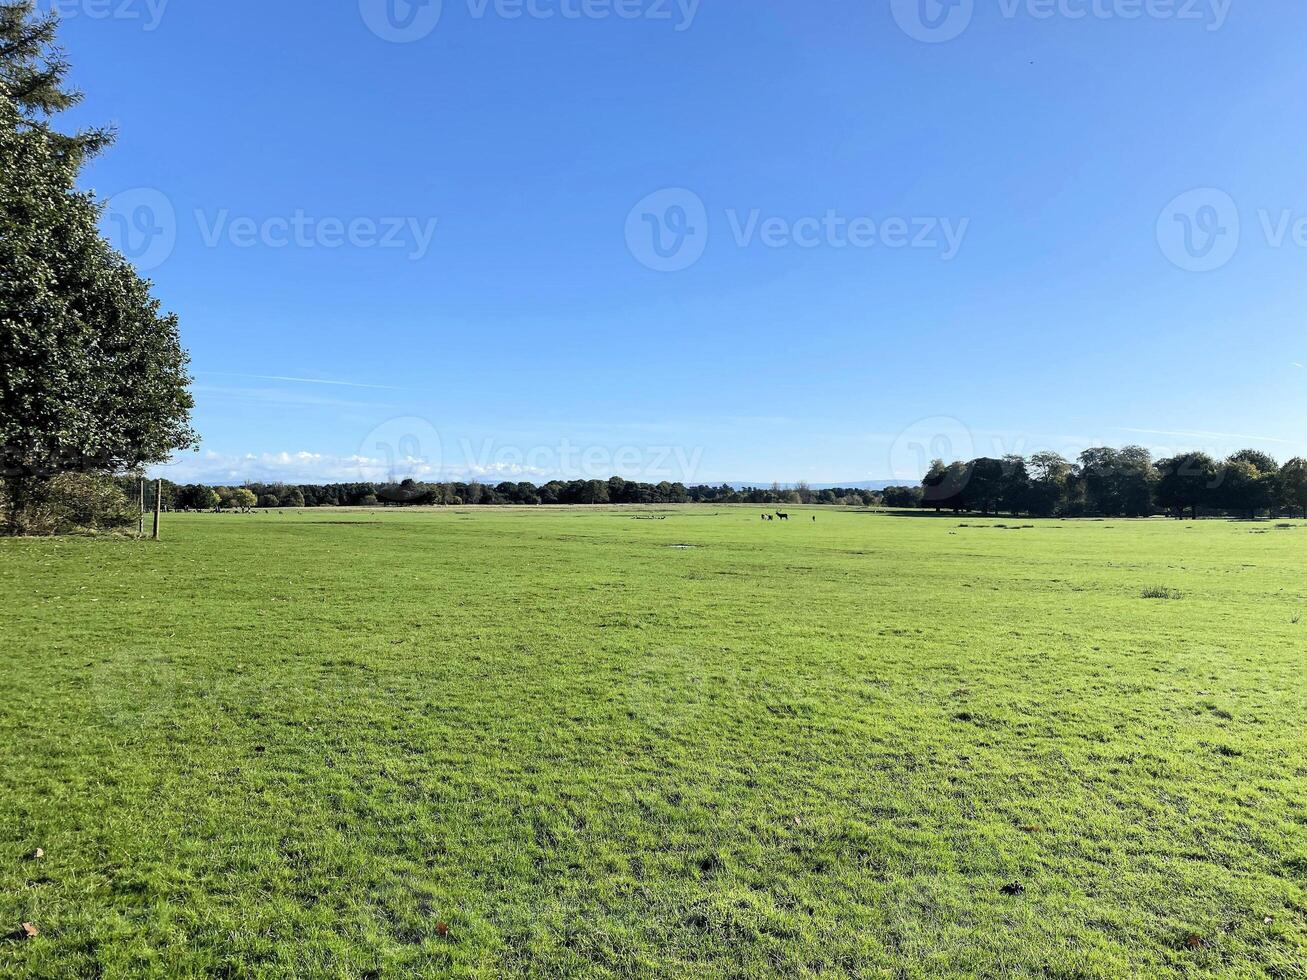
[1,3,195,533]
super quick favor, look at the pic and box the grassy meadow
[2,507,1305,978]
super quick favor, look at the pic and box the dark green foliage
[1,9,195,534]
[0,471,135,535]
[0,1,113,162]
[0,104,195,527]
[1155,452,1219,520]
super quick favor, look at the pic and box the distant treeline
[133,446,1307,519]
[900,447,1307,519]
[136,477,879,511]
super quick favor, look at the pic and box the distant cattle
[776,512,789,521]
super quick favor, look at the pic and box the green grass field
[3,508,1305,978]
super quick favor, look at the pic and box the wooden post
[138,478,145,538]
[152,479,162,540]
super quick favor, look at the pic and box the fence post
[153,479,162,540]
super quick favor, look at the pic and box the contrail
[1114,426,1293,445]
[197,371,406,391]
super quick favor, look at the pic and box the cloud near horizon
[154,450,552,486]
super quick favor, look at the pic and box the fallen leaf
[1019,825,1042,833]
[1184,933,1204,949]
[435,921,450,938]
[792,817,802,826]
[20,922,38,939]
[31,848,44,860]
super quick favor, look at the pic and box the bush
[2,473,137,536]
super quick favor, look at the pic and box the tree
[279,487,305,508]
[1222,450,1280,519]
[999,454,1030,515]
[0,2,113,163]
[1280,458,1307,518]
[1228,449,1278,475]
[0,25,194,534]
[881,485,923,508]
[229,488,257,512]
[176,484,219,511]
[1155,452,1217,519]
[1026,451,1071,517]
[1078,446,1153,517]
[921,458,956,511]
[577,480,609,505]
[1115,446,1156,517]
[965,458,1006,514]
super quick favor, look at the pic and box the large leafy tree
[1220,451,1280,519]
[1279,458,1307,518]
[1078,446,1154,517]
[1,5,194,533]
[1026,450,1071,517]
[1155,452,1217,519]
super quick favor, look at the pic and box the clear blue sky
[57,0,1307,486]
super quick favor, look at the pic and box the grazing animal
[812,516,817,522]
[776,512,789,521]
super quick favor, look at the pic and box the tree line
[151,477,882,511]
[890,447,1307,519]
[147,447,1307,519]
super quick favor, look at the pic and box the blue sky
[55,0,1307,485]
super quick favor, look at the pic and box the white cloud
[154,450,440,485]
[151,450,554,486]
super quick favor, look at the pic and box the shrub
[2,473,137,536]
